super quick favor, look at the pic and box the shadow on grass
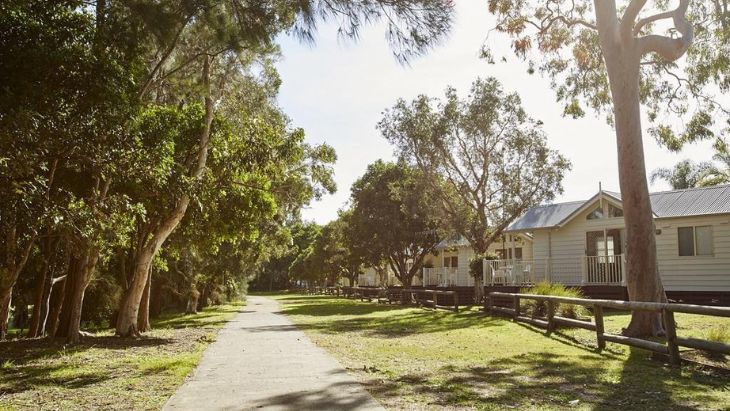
[277,297,501,337]
[0,335,177,396]
[512,322,625,358]
[365,349,728,410]
[0,335,175,363]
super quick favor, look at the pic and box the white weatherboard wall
[528,196,730,291]
[431,235,534,286]
[531,197,626,285]
[655,214,730,291]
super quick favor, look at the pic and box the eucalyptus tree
[484,0,729,335]
[349,161,441,289]
[115,0,450,336]
[379,78,570,302]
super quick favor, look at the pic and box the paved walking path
[163,295,384,411]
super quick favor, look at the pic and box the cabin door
[585,229,623,283]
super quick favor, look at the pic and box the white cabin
[503,185,730,295]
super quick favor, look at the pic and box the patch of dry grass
[0,302,242,410]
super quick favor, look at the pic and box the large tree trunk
[137,269,152,332]
[198,282,209,311]
[116,54,214,337]
[472,243,488,305]
[27,260,52,338]
[116,244,160,337]
[46,275,66,337]
[0,289,11,339]
[186,284,200,314]
[54,251,99,343]
[596,2,666,337]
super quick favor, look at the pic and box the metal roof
[505,200,584,231]
[650,185,730,217]
[506,184,730,232]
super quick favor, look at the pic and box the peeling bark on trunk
[595,1,667,337]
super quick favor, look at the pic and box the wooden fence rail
[337,287,459,312]
[486,292,730,366]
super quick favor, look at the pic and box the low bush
[702,325,729,359]
[520,282,589,319]
[706,325,730,344]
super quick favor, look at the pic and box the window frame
[677,225,714,257]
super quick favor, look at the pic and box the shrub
[520,282,589,319]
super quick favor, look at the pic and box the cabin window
[587,206,604,220]
[678,226,713,256]
[496,248,523,260]
[444,256,458,267]
[608,204,623,217]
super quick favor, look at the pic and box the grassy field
[272,294,730,411]
[0,302,243,410]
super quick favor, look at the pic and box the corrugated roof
[506,200,584,231]
[506,184,730,231]
[650,185,730,217]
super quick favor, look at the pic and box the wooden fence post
[663,309,681,366]
[513,295,520,320]
[594,304,605,350]
[546,300,556,332]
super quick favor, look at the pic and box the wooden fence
[322,286,460,312]
[486,292,730,366]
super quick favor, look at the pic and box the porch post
[510,235,517,262]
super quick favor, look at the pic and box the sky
[274,2,714,224]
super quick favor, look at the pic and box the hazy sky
[275,2,713,224]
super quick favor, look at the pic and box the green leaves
[484,0,729,150]
[378,77,570,254]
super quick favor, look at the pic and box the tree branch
[638,0,693,61]
[622,0,648,40]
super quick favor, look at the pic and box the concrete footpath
[163,295,384,411]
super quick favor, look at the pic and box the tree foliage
[348,161,441,287]
[484,0,728,150]
[379,78,570,255]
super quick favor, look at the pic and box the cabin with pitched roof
[500,184,730,303]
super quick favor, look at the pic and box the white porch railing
[423,267,471,286]
[485,255,625,286]
[584,254,625,285]
[486,259,539,285]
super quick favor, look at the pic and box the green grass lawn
[0,302,243,411]
[272,294,730,411]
